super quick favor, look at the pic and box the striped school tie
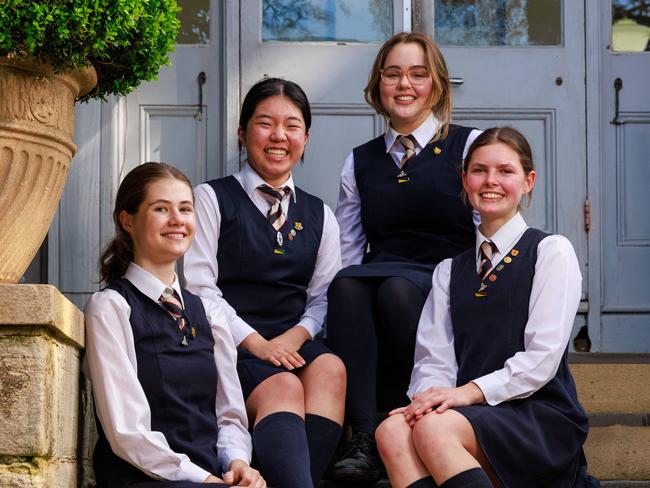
[159,287,191,345]
[258,184,291,231]
[398,134,417,169]
[478,241,496,280]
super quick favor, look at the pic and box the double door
[49,0,649,351]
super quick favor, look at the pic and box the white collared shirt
[83,263,251,482]
[408,212,582,405]
[183,163,342,345]
[335,114,482,266]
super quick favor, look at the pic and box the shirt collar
[384,113,440,153]
[475,212,527,258]
[240,162,297,202]
[124,262,184,306]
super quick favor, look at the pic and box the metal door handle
[611,77,623,125]
[197,72,206,120]
[450,77,464,85]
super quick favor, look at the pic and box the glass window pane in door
[612,0,650,52]
[176,0,210,45]
[414,0,561,46]
[262,0,392,42]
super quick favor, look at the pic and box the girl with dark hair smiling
[184,78,346,488]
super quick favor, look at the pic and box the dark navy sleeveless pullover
[207,176,324,340]
[353,124,475,265]
[450,229,589,487]
[93,279,221,488]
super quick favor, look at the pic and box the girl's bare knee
[376,415,412,461]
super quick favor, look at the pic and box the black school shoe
[329,431,382,482]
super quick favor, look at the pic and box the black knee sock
[252,412,312,488]
[375,277,427,408]
[406,476,438,488]
[325,277,379,433]
[440,467,492,488]
[305,414,342,486]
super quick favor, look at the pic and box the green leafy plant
[0,0,181,101]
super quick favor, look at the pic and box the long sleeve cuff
[229,317,257,346]
[219,450,252,474]
[472,370,516,406]
[297,316,320,339]
[179,461,212,483]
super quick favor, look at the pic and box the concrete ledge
[0,284,84,348]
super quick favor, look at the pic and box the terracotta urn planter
[0,57,97,283]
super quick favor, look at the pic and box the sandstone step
[569,353,650,414]
[570,354,650,480]
[322,480,650,487]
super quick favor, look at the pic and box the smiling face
[238,95,309,187]
[120,177,195,273]
[462,142,536,236]
[379,42,434,134]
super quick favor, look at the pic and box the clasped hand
[242,327,310,370]
[389,383,485,427]
[204,460,265,486]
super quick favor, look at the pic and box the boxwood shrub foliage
[0,0,180,101]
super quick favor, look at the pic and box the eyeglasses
[380,66,431,86]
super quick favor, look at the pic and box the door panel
[123,0,221,186]
[600,1,650,351]
[240,0,404,208]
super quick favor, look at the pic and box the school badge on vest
[273,221,303,254]
[474,247,520,297]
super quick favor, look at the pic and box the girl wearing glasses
[326,32,482,483]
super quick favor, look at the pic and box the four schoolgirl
[375,127,598,488]
[85,33,598,488]
[84,163,264,487]
[183,78,346,488]
[326,32,481,481]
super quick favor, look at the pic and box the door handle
[197,71,206,121]
[450,77,464,85]
[611,77,624,125]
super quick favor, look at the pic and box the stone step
[569,353,650,414]
[322,480,650,487]
[570,354,650,480]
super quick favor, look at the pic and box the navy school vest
[353,124,475,265]
[449,228,585,413]
[207,176,324,340]
[92,279,220,487]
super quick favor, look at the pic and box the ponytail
[99,230,134,285]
